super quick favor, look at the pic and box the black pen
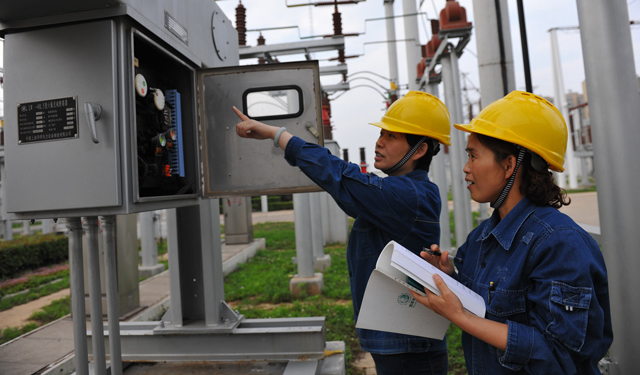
[488,281,495,305]
[422,248,464,264]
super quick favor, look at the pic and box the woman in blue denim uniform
[411,91,613,374]
[233,91,452,374]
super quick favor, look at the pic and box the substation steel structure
[418,13,474,253]
[0,1,345,374]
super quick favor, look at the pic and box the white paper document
[356,241,452,340]
[389,241,486,317]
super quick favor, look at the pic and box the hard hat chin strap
[491,147,526,210]
[382,136,427,175]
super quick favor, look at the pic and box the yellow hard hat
[454,90,567,172]
[370,91,451,145]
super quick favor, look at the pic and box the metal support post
[42,219,53,234]
[310,192,330,271]
[293,193,314,278]
[441,53,473,249]
[23,220,31,235]
[139,211,157,267]
[471,0,515,101]
[138,211,164,278]
[165,208,183,327]
[472,0,517,225]
[66,217,89,375]
[426,82,452,252]
[403,0,421,91]
[292,193,323,295]
[199,198,227,326]
[310,192,324,260]
[83,216,106,375]
[576,0,640,372]
[450,50,474,238]
[384,0,400,96]
[261,195,269,212]
[550,28,578,189]
[100,215,122,375]
[0,160,12,241]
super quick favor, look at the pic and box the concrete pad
[314,254,332,272]
[138,263,166,279]
[319,341,346,375]
[290,273,324,297]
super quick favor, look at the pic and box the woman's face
[463,133,509,203]
[374,129,412,174]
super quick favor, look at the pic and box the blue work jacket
[452,196,612,374]
[284,136,447,354]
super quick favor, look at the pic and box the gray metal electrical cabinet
[0,0,323,220]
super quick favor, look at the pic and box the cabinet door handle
[84,102,102,144]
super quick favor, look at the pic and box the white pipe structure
[450,50,473,238]
[84,216,107,375]
[425,82,452,252]
[139,211,158,268]
[66,217,89,375]
[293,193,315,278]
[42,219,53,234]
[101,215,122,375]
[471,0,516,225]
[402,0,422,91]
[261,195,268,212]
[441,50,473,250]
[576,0,640,372]
[471,0,515,102]
[310,192,325,262]
[165,208,183,326]
[384,0,400,97]
[1,156,13,240]
[549,28,578,189]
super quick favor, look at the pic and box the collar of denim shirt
[477,196,537,251]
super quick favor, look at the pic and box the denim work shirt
[452,196,612,374]
[284,136,447,354]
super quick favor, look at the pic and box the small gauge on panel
[135,74,148,97]
[153,89,165,110]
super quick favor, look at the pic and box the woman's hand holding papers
[420,244,455,277]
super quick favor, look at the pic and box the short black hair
[405,134,438,172]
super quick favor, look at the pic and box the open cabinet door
[198,61,324,197]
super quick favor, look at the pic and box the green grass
[224,221,466,375]
[0,276,69,311]
[0,266,70,311]
[28,296,71,324]
[0,323,40,345]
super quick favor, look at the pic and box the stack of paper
[390,242,486,317]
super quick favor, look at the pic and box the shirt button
[496,305,503,313]
[481,262,486,268]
